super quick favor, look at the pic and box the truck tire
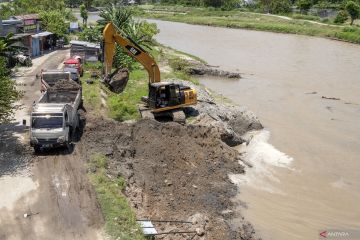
[34,145,41,153]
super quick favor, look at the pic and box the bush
[0,57,21,123]
[39,10,68,38]
[345,1,360,25]
[297,0,312,14]
[334,10,349,24]
[270,0,292,14]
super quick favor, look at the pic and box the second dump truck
[30,76,82,152]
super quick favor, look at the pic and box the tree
[297,0,312,14]
[99,4,159,69]
[39,10,68,38]
[222,0,242,10]
[78,25,102,43]
[13,0,65,13]
[334,10,348,24]
[203,0,224,8]
[0,33,27,67]
[0,57,22,123]
[84,0,93,9]
[270,0,291,13]
[0,3,15,20]
[80,4,88,26]
[345,1,360,25]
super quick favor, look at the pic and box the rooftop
[14,14,40,20]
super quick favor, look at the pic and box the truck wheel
[34,146,41,153]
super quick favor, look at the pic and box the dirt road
[0,49,104,240]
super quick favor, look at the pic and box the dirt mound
[170,79,263,146]
[83,118,257,239]
[49,79,81,91]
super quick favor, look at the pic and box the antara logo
[320,231,327,238]
[320,230,351,238]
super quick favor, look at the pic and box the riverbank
[80,44,263,239]
[136,5,360,44]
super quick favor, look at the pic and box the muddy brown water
[148,19,360,239]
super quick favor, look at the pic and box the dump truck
[30,79,82,152]
[40,69,73,92]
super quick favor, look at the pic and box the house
[70,40,101,62]
[0,18,22,36]
[13,14,41,34]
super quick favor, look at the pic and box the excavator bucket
[104,68,129,94]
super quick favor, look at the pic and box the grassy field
[136,5,360,44]
[88,154,145,240]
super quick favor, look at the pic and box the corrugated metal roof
[14,14,40,20]
[70,40,100,49]
[31,31,53,38]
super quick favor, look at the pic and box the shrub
[297,0,312,14]
[270,0,292,14]
[345,1,360,25]
[334,10,349,24]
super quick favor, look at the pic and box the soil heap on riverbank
[82,83,262,239]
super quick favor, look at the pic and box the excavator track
[139,104,186,123]
[170,109,186,124]
[138,104,155,120]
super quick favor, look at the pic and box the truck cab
[64,58,83,76]
[30,104,73,152]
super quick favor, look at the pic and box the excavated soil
[105,68,129,94]
[82,116,258,240]
[49,79,81,91]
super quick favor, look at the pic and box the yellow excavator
[102,22,197,122]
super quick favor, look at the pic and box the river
[148,20,360,240]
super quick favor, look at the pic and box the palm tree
[99,4,157,49]
[0,33,27,67]
[98,4,133,33]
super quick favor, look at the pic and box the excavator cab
[148,82,184,109]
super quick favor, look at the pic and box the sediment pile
[84,118,258,239]
[49,79,81,91]
[82,82,262,239]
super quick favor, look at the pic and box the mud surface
[0,49,104,240]
[82,112,259,240]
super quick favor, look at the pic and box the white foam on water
[230,130,294,193]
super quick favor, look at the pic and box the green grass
[88,154,145,240]
[81,72,102,114]
[107,67,148,121]
[106,45,202,121]
[290,13,321,21]
[136,5,360,44]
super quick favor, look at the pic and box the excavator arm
[103,22,160,93]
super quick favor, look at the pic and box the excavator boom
[103,22,160,93]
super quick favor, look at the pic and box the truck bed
[39,91,79,104]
